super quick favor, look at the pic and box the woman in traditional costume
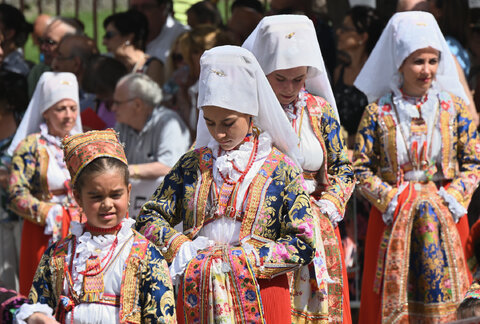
[353,11,480,323]
[243,15,355,323]
[15,129,176,324]
[135,45,319,324]
[7,72,83,296]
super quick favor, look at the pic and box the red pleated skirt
[358,188,471,324]
[19,221,50,296]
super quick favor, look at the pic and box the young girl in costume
[15,129,176,324]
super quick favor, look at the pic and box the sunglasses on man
[40,38,58,46]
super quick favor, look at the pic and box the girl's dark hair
[0,70,28,124]
[74,157,129,192]
[103,9,149,51]
[347,5,385,55]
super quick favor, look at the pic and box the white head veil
[242,14,339,120]
[354,11,468,104]
[8,72,82,155]
[195,45,303,167]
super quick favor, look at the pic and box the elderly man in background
[51,34,98,111]
[130,0,188,64]
[28,17,84,97]
[32,14,52,47]
[112,73,190,216]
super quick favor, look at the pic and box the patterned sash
[183,246,265,323]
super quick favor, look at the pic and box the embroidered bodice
[62,218,136,323]
[199,132,273,244]
[354,89,480,216]
[389,90,444,181]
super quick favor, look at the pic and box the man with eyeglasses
[112,73,190,217]
[27,16,84,97]
[130,0,189,64]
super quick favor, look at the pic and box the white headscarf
[354,11,468,104]
[8,72,82,155]
[242,14,339,120]
[195,45,303,167]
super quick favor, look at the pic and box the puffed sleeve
[139,244,176,323]
[28,243,58,309]
[353,103,399,213]
[135,152,195,263]
[246,162,316,279]
[443,95,480,212]
[8,135,56,225]
[318,98,355,221]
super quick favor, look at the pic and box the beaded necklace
[78,222,122,276]
[214,135,259,218]
[61,224,131,324]
[392,92,440,182]
[85,222,122,235]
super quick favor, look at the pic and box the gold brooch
[415,22,427,26]
[211,69,226,77]
[61,80,71,85]
[285,32,295,39]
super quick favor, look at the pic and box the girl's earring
[124,40,131,46]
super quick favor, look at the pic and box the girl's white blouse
[16,218,136,324]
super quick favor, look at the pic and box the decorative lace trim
[282,87,308,122]
[383,182,408,225]
[438,187,467,223]
[313,199,342,227]
[15,303,54,324]
[39,123,62,148]
[303,179,317,195]
[208,132,272,182]
[169,236,212,285]
[69,218,135,294]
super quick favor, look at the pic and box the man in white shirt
[130,0,189,64]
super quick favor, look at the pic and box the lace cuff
[438,187,467,223]
[44,204,62,236]
[313,199,341,227]
[242,242,255,255]
[382,182,408,225]
[169,236,212,285]
[15,303,54,324]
